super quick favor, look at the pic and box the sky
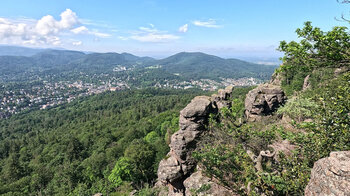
[0,0,348,59]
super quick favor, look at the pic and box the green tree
[124,139,156,186]
[108,157,133,188]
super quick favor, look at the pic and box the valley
[0,47,276,118]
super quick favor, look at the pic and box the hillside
[0,49,275,82]
[149,52,277,80]
[0,88,206,195]
[0,46,46,56]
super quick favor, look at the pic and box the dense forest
[0,88,208,195]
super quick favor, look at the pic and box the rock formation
[302,75,311,91]
[304,151,350,196]
[183,170,235,196]
[157,86,234,196]
[244,84,286,121]
[270,71,283,86]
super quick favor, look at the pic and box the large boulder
[183,170,235,196]
[305,151,350,196]
[245,84,286,121]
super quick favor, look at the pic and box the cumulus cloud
[192,19,221,28]
[0,9,110,46]
[179,24,188,33]
[127,24,180,43]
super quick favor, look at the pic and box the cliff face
[156,86,235,196]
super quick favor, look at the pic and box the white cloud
[139,26,158,33]
[128,24,180,43]
[91,31,111,38]
[35,9,79,36]
[192,19,221,28]
[72,41,82,46]
[130,34,179,42]
[179,24,188,33]
[118,36,129,41]
[71,26,111,38]
[0,9,110,46]
[71,26,88,34]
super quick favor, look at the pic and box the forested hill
[152,52,277,80]
[0,88,206,195]
[0,46,276,81]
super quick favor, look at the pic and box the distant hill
[32,50,86,66]
[148,52,278,80]
[0,45,46,56]
[0,48,278,83]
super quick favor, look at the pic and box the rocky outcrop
[157,86,234,196]
[270,71,283,86]
[183,170,235,196]
[305,151,350,196]
[211,86,234,110]
[244,84,286,121]
[302,75,311,91]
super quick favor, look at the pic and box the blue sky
[0,0,348,58]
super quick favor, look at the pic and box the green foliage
[278,22,350,95]
[279,21,350,69]
[0,88,202,195]
[144,131,159,144]
[134,184,159,196]
[108,157,133,188]
[193,144,256,194]
[277,97,319,121]
[123,139,156,186]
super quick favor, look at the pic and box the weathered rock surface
[302,75,311,91]
[157,87,234,196]
[211,86,234,110]
[183,170,235,196]
[157,155,182,183]
[268,140,297,159]
[270,72,283,86]
[245,84,286,121]
[305,151,350,196]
